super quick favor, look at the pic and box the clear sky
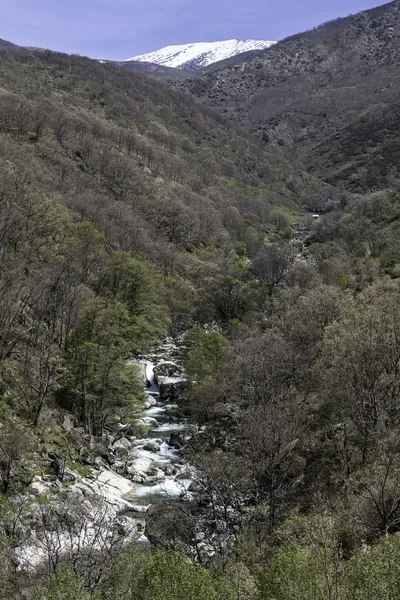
[0,0,390,60]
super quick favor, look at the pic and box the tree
[320,280,400,466]
[260,515,345,600]
[231,332,304,529]
[252,243,295,296]
[345,535,400,600]
[99,547,233,600]
[100,251,170,353]
[69,221,106,284]
[67,298,143,435]
[35,567,88,600]
[184,327,229,421]
[0,418,32,494]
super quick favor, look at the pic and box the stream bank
[14,338,194,569]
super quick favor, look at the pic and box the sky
[0,0,390,60]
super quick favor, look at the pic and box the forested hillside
[177,0,400,192]
[1,16,400,599]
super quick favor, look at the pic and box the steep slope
[127,40,275,72]
[0,42,344,471]
[176,1,400,192]
[0,38,17,49]
[0,45,344,305]
[103,59,186,79]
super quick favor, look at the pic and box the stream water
[15,342,194,567]
[125,355,193,509]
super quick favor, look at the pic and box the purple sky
[1,0,390,60]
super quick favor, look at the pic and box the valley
[1,2,400,598]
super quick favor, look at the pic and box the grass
[66,460,93,478]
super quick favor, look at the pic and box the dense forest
[1,6,400,598]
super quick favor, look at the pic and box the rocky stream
[15,339,195,569]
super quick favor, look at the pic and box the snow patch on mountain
[126,39,276,71]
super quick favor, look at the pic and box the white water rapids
[125,358,193,508]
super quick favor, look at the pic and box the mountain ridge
[126,39,276,72]
[174,0,400,192]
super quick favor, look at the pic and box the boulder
[112,438,132,458]
[62,415,74,431]
[141,417,159,428]
[168,432,183,449]
[128,469,148,484]
[144,395,157,409]
[62,470,76,484]
[142,442,161,452]
[49,458,65,476]
[158,377,186,401]
[154,361,182,380]
[118,423,139,439]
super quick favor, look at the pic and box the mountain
[102,59,187,79]
[126,39,276,72]
[176,1,400,193]
[0,41,345,283]
[0,38,17,49]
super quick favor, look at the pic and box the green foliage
[101,252,170,352]
[258,517,400,600]
[320,279,400,464]
[98,546,233,600]
[67,298,144,434]
[66,460,92,478]
[184,327,229,382]
[345,536,400,600]
[235,241,247,257]
[35,567,88,600]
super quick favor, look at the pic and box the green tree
[319,280,400,466]
[345,536,400,600]
[260,515,345,600]
[69,221,106,284]
[185,327,229,382]
[35,567,88,600]
[184,327,229,420]
[99,546,233,600]
[101,251,170,352]
[68,298,143,435]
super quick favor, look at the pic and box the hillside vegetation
[2,17,400,600]
[177,0,400,192]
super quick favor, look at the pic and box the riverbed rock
[141,417,159,428]
[113,460,127,475]
[112,438,132,458]
[142,441,161,452]
[154,360,182,379]
[62,470,77,484]
[158,377,186,401]
[128,469,148,484]
[144,395,157,409]
[168,432,183,449]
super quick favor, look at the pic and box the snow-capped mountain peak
[126,39,276,71]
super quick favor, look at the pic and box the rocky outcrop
[153,360,182,379]
[157,376,186,400]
